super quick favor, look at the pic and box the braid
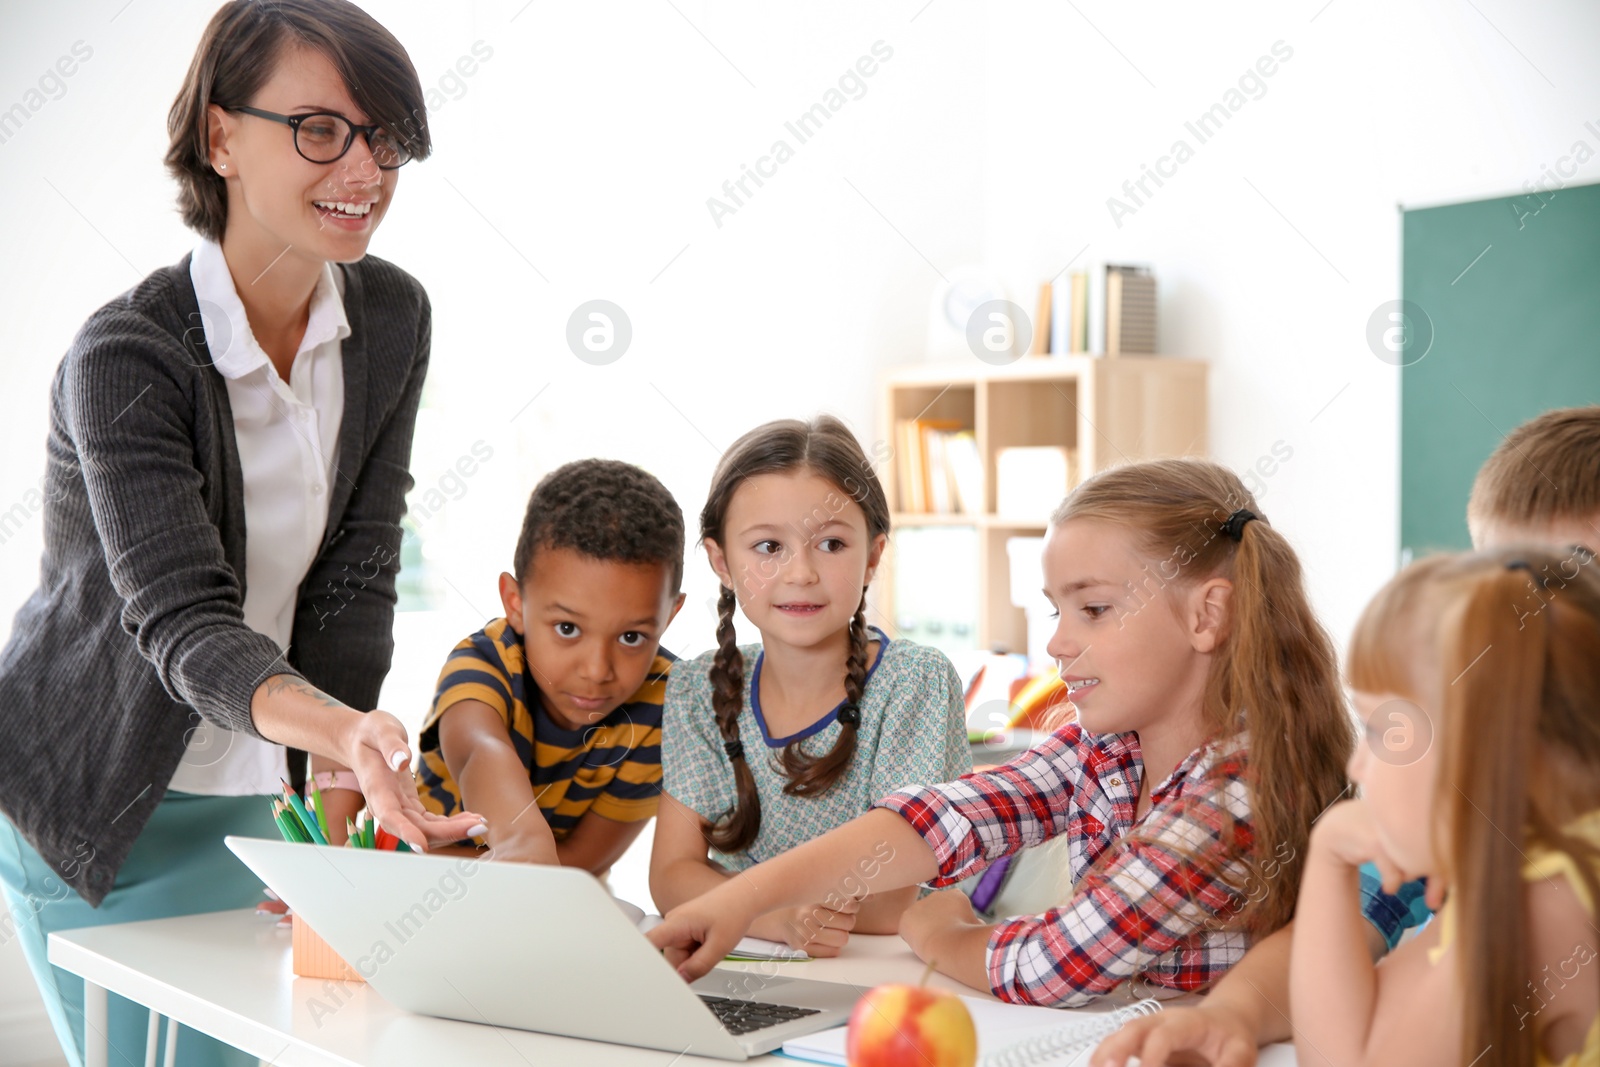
[842,594,870,711]
[707,586,762,853]
[779,591,868,797]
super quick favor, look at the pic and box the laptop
[225,836,860,1060]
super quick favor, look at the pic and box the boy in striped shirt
[417,460,685,876]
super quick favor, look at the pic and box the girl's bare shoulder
[1364,919,1460,1067]
[1524,874,1599,1063]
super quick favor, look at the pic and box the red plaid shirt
[875,723,1254,1007]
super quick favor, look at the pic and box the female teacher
[0,3,482,1064]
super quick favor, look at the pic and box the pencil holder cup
[291,913,365,983]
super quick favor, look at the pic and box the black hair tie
[1220,508,1257,542]
[837,703,862,727]
[723,739,745,761]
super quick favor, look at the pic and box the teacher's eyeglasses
[225,106,413,170]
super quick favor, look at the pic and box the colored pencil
[309,780,330,843]
[269,800,418,855]
[281,782,328,845]
[271,800,309,844]
[373,824,414,852]
[283,800,314,844]
[275,800,303,843]
[268,800,291,842]
[283,792,317,844]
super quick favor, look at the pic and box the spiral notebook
[777,995,1161,1066]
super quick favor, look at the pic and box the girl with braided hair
[650,415,971,956]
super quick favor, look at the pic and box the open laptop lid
[225,836,750,1059]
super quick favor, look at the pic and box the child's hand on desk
[898,887,983,961]
[897,889,995,990]
[771,896,859,958]
[1090,1002,1259,1067]
[343,709,487,851]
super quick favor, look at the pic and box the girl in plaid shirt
[649,458,1356,1006]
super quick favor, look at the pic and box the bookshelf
[873,356,1208,658]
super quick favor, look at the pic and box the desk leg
[83,981,107,1067]
[145,1011,160,1067]
[163,1017,179,1067]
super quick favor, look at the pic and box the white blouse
[169,239,348,796]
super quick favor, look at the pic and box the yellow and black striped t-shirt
[416,617,673,840]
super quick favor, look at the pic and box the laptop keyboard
[698,994,821,1035]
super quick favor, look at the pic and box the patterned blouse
[662,628,972,871]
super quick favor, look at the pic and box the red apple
[845,982,977,1067]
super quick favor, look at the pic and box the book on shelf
[1049,274,1069,356]
[944,430,984,515]
[893,419,983,515]
[1029,281,1052,356]
[1050,262,1101,355]
[1106,263,1157,356]
[895,418,930,513]
[926,428,952,514]
[1069,273,1088,352]
[1045,261,1156,356]
[1087,263,1107,354]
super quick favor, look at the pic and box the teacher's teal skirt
[0,791,278,1067]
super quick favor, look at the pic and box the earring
[217,163,227,173]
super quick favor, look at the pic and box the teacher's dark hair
[165,0,432,242]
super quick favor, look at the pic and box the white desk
[49,909,1297,1066]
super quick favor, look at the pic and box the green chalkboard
[1400,180,1600,558]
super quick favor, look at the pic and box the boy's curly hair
[512,460,684,592]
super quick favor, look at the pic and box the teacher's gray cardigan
[0,252,430,906]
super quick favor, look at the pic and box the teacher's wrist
[250,673,363,763]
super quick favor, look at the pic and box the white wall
[2,1,1596,1060]
[977,0,1600,651]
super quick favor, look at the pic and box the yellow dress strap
[1529,811,1600,1067]
[1431,811,1600,966]
[1425,898,1455,966]
[1525,810,1600,914]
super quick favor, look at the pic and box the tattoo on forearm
[263,674,351,710]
